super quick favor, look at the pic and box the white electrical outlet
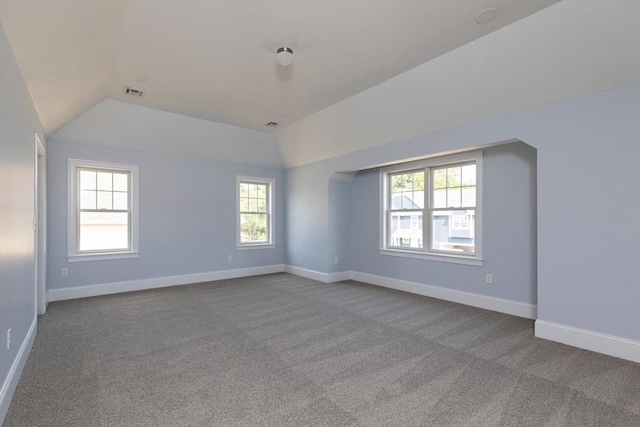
[61,268,69,277]
[6,329,11,350]
[485,274,493,284]
[228,255,232,262]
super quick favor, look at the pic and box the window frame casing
[67,159,139,262]
[379,151,483,266]
[236,175,275,250]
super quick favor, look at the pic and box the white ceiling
[0,0,559,135]
[276,0,640,167]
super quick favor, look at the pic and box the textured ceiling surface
[0,0,559,135]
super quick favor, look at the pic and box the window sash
[238,179,273,246]
[428,209,476,255]
[76,167,132,254]
[77,211,132,253]
[239,212,270,243]
[386,209,425,249]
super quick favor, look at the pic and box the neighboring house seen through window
[380,151,482,266]
[237,176,274,249]
[67,159,139,262]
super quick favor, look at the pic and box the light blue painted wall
[47,139,285,291]
[285,83,640,341]
[348,142,537,304]
[328,175,354,273]
[0,24,45,422]
[284,162,330,272]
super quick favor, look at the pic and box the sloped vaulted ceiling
[275,0,640,167]
[0,0,559,136]
[0,1,127,135]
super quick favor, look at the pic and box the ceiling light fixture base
[475,8,499,24]
[276,47,294,66]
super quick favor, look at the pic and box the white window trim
[379,151,483,266]
[236,175,275,250]
[67,159,139,262]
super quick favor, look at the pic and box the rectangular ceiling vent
[266,122,279,127]
[123,86,144,97]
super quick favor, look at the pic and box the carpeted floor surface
[4,273,639,426]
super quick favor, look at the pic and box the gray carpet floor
[4,273,639,426]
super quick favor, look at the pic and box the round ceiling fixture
[276,47,294,66]
[475,7,499,24]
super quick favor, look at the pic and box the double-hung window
[380,151,482,265]
[237,176,274,249]
[68,159,139,262]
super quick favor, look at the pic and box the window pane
[248,199,257,212]
[433,189,446,209]
[461,187,476,207]
[80,190,96,209]
[391,175,403,193]
[447,188,461,208]
[393,174,407,192]
[391,172,423,209]
[240,213,268,243]
[113,192,128,210]
[240,183,248,195]
[391,171,423,192]
[80,170,96,190]
[257,199,266,212]
[249,184,257,198]
[391,192,402,209]
[433,169,446,189]
[414,172,424,190]
[388,210,423,249]
[240,197,249,211]
[461,164,476,186]
[257,184,266,199]
[113,173,128,191]
[97,191,112,209]
[79,212,129,251]
[399,173,413,190]
[447,166,461,187]
[391,191,424,209]
[431,210,475,254]
[97,172,113,191]
[395,191,408,209]
[411,190,424,208]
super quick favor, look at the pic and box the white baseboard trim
[350,271,537,319]
[283,266,536,319]
[284,265,351,283]
[48,264,286,302]
[327,271,352,282]
[0,318,37,425]
[535,320,640,363]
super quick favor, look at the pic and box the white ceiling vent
[123,86,144,97]
[266,122,279,127]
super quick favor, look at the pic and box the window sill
[379,249,483,266]
[236,244,275,251]
[67,251,139,263]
